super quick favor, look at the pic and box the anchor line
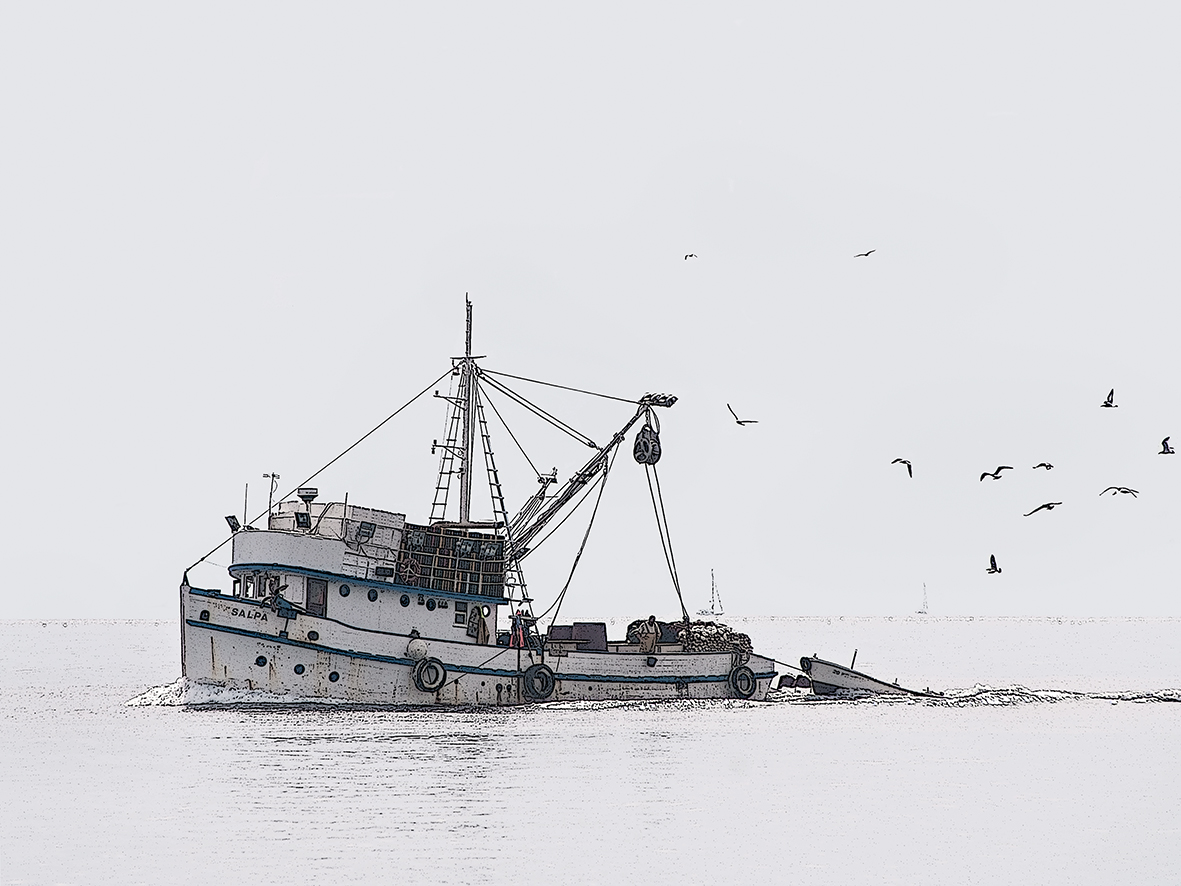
[185,367,452,573]
[438,643,515,692]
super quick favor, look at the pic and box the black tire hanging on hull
[413,657,447,693]
[522,663,556,700]
[729,665,757,699]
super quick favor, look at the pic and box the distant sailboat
[696,569,724,618]
[916,583,928,615]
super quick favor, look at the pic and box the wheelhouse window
[454,600,468,626]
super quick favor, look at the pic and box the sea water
[1,617,1178,885]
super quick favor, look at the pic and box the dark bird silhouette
[1100,486,1139,497]
[1024,502,1063,517]
[1161,437,1175,455]
[986,554,1002,574]
[1101,389,1117,408]
[892,458,912,478]
[854,249,876,258]
[726,404,757,426]
[684,254,697,260]
[980,466,1015,481]
[1033,463,1054,470]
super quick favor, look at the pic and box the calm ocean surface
[2,616,1179,885]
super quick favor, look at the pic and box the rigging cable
[532,444,619,630]
[482,368,641,405]
[644,460,690,624]
[480,373,597,448]
[185,367,453,573]
[477,379,543,479]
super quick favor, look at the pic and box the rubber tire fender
[522,663,556,701]
[799,656,812,674]
[413,657,447,693]
[728,665,757,699]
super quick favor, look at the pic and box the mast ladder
[475,385,529,598]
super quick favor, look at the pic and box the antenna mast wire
[186,367,452,572]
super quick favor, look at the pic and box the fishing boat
[179,299,776,705]
[799,655,942,698]
[695,569,724,617]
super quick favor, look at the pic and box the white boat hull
[183,586,776,705]
[800,656,939,698]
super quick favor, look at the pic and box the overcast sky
[2,4,1178,620]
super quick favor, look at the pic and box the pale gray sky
[2,4,1178,619]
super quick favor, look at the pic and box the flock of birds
[703,250,1174,577]
[888,388,1173,574]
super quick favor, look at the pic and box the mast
[458,295,475,524]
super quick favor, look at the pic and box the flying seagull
[986,554,1002,574]
[1023,502,1063,517]
[1160,437,1175,455]
[1033,463,1054,470]
[980,466,1015,481]
[684,254,697,260]
[854,249,876,258]
[1101,389,1117,408]
[726,404,758,426]
[891,458,912,478]
[1100,486,1139,497]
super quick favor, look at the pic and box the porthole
[294,664,305,675]
[426,598,436,611]
[328,671,340,682]
[482,605,491,617]
[480,680,486,687]
[308,630,319,641]
[255,656,267,667]
[367,589,378,602]
[339,585,350,597]
[199,610,210,622]
[400,594,410,607]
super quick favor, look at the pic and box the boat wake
[129,679,1181,709]
[767,685,1181,706]
[126,677,347,707]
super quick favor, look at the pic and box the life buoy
[728,665,757,699]
[522,663,556,700]
[413,657,447,693]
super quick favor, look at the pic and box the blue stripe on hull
[185,619,775,686]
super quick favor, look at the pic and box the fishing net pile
[624,619,753,655]
[678,620,753,655]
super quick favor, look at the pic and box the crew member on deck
[510,608,527,648]
[637,615,660,654]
